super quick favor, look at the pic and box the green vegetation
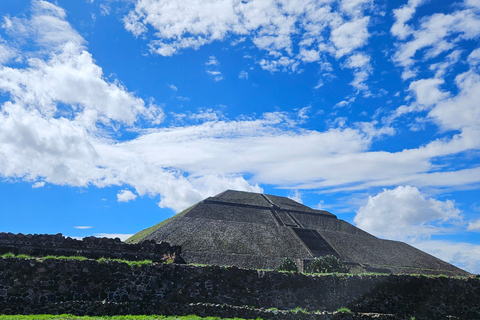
[277,257,298,272]
[97,257,153,267]
[125,204,197,244]
[43,255,88,261]
[337,307,351,313]
[1,253,153,267]
[2,253,89,261]
[291,307,308,314]
[0,315,258,320]
[306,255,349,274]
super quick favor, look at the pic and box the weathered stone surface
[130,190,469,276]
[0,232,184,263]
[0,258,478,319]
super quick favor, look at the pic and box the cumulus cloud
[117,189,137,203]
[0,1,163,127]
[124,0,374,83]
[354,186,461,241]
[2,0,480,216]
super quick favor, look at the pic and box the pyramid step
[277,211,299,227]
[291,228,337,257]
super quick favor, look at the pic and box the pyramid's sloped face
[134,190,470,276]
[183,201,275,225]
[212,190,336,217]
[211,190,271,207]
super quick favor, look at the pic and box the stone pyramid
[127,190,469,276]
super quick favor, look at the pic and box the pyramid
[127,190,469,276]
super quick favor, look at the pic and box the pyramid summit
[128,190,469,276]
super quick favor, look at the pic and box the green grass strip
[0,315,259,320]
[1,253,153,267]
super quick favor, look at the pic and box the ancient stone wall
[0,257,478,319]
[0,233,183,263]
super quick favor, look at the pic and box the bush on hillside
[277,257,298,272]
[306,255,349,274]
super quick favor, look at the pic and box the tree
[277,256,298,272]
[306,255,349,273]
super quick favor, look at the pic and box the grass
[291,307,308,314]
[1,253,153,267]
[0,316,258,320]
[337,307,351,314]
[125,204,197,244]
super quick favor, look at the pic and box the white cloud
[2,0,480,216]
[3,0,85,51]
[168,84,177,91]
[296,106,311,122]
[429,50,462,78]
[117,189,137,203]
[408,78,449,107]
[330,17,370,58]
[238,70,248,79]
[124,0,374,80]
[94,233,134,241]
[0,39,16,65]
[206,56,223,81]
[391,0,426,40]
[74,226,92,229]
[428,70,480,131]
[392,2,480,78]
[413,240,480,274]
[467,219,480,231]
[288,190,303,204]
[354,186,462,241]
[32,181,45,188]
[334,97,356,108]
[205,56,219,66]
[468,47,480,65]
[297,48,320,62]
[207,70,224,81]
[0,3,163,128]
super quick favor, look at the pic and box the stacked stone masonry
[0,258,478,320]
[0,233,184,263]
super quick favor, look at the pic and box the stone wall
[0,257,478,319]
[0,233,184,263]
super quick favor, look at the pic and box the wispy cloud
[205,56,223,81]
[74,226,92,229]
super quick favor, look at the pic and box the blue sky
[1,0,480,273]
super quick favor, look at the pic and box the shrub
[337,307,351,313]
[306,255,349,274]
[277,257,298,272]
